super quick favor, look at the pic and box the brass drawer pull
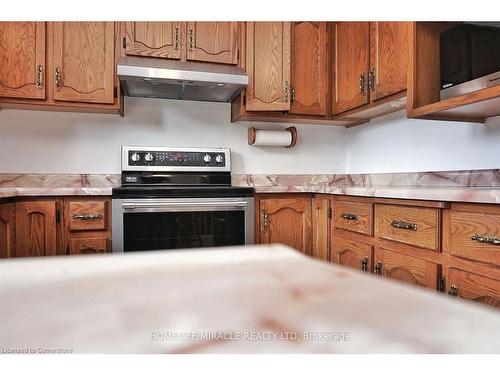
[391,220,418,231]
[55,66,62,91]
[374,260,383,275]
[340,213,358,221]
[361,257,369,272]
[471,233,500,246]
[262,209,269,233]
[72,213,104,221]
[448,284,459,297]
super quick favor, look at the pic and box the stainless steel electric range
[112,146,254,253]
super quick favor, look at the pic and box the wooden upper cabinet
[332,22,370,114]
[125,22,184,60]
[15,201,58,257]
[245,22,291,111]
[0,203,15,258]
[0,22,46,100]
[52,22,115,104]
[259,197,312,255]
[289,22,328,115]
[369,22,409,101]
[186,22,239,64]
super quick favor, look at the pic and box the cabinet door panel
[312,196,330,260]
[260,197,311,254]
[125,22,184,59]
[0,22,46,99]
[332,22,369,114]
[187,22,238,64]
[0,203,15,258]
[369,22,409,101]
[374,247,439,289]
[246,22,291,111]
[15,201,57,257]
[70,238,108,255]
[290,22,328,115]
[447,267,500,309]
[333,237,372,272]
[52,22,115,104]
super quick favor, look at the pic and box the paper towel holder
[248,126,297,148]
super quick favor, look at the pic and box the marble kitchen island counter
[1,245,500,354]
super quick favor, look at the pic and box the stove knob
[203,154,212,163]
[145,153,154,162]
[131,153,140,162]
[215,154,224,163]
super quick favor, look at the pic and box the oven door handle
[121,201,248,210]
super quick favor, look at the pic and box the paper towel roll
[248,127,297,148]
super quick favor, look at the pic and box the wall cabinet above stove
[0,22,122,114]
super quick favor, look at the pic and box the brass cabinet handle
[391,220,418,231]
[359,73,366,96]
[36,65,44,89]
[448,284,459,297]
[81,247,105,253]
[55,66,62,91]
[262,209,269,233]
[374,260,383,275]
[174,27,180,51]
[361,257,369,272]
[368,68,375,91]
[188,29,194,50]
[471,233,500,246]
[284,80,289,103]
[290,86,295,104]
[340,213,358,221]
[72,213,104,221]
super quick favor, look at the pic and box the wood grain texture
[447,267,500,308]
[259,196,312,255]
[52,22,115,104]
[187,22,238,64]
[68,200,107,231]
[15,201,57,257]
[369,22,409,101]
[0,22,46,100]
[245,22,291,111]
[450,203,500,267]
[70,238,108,255]
[311,195,330,261]
[375,204,441,251]
[289,22,328,115]
[125,22,184,59]
[374,247,440,289]
[332,22,370,114]
[332,235,373,272]
[0,203,15,258]
[333,200,373,236]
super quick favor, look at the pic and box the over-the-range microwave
[440,22,500,100]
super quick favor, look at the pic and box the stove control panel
[122,146,231,172]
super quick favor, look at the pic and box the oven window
[123,211,245,251]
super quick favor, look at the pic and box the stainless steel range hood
[118,56,248,103]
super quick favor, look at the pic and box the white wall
[0,97,499,175]
[0,97,347,174]
[345,111,500,174]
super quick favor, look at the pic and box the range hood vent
[118,57,248,103]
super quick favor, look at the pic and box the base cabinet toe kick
[254,193,500,309]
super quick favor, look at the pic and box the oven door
[112,197,254,252]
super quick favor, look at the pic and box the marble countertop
[1,244,500,354]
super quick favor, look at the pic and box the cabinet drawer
[333,201,373,236]
[374,247,440,289]
[69,200,107,231]
[375,204,441,251]
[70,238,108,255]
[332,236,372,273]
[447,267,500,309]
[450,204,500,267]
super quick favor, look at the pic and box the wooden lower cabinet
[15,200,60,257]
[332,236,372,273]
[311,195,330,260]
[374,247,440,289]
[258,195,312,255]
[0,203,16,258]
[70,238,109,255]
[446,267,500,308]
